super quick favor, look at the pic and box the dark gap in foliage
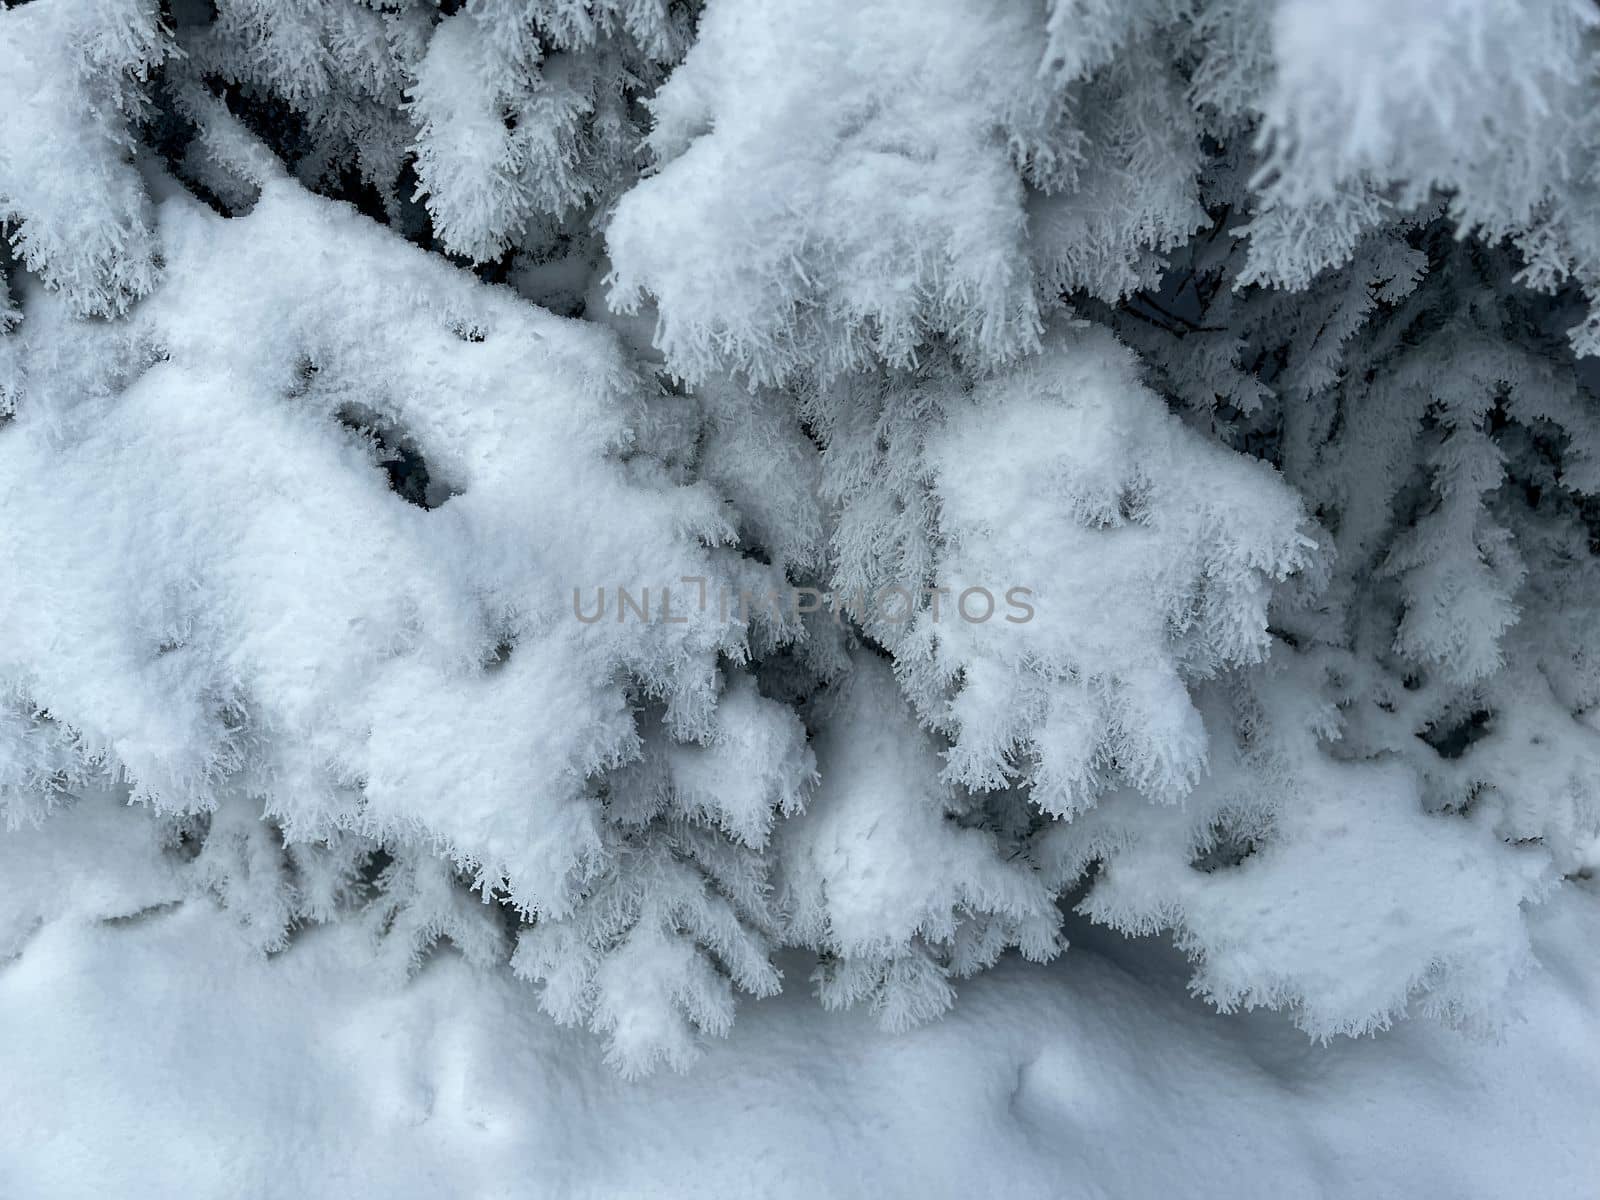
[329,162,393,229]
[856,633,898,665]
[336,404,456,510]
[142,75,244,220]
[214,79,317,173]
[1059,861,1104,913]
[483,640,515,673]
[497,894,528,943]
[224,112,397,238]
[189,78,416,231]
[170,819,204,861]
[1190,821,1267,874]
[1229,402,1283,466]
[390,158,438,250]
[360,846,394,890]
[163,0,218,27]
[1421,709,1493,760]
[101,900,184,927]
[466,246,520,288]
[1577,493,1600,555]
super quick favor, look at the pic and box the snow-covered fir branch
[0,0,1597,1132]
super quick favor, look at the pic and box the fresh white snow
[1,799,1595,1199]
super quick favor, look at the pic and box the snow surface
[1,798,1595,1199]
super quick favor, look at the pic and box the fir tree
[0,0,1597,1076]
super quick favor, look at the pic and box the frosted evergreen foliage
[777,656,1061,1031]
[812,324,1311,814]
[0,0,166,316]
[2,0,1599,1076]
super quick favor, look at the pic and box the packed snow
[0,794,1596,1198]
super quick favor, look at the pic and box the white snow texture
[0,0,1598,1195]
